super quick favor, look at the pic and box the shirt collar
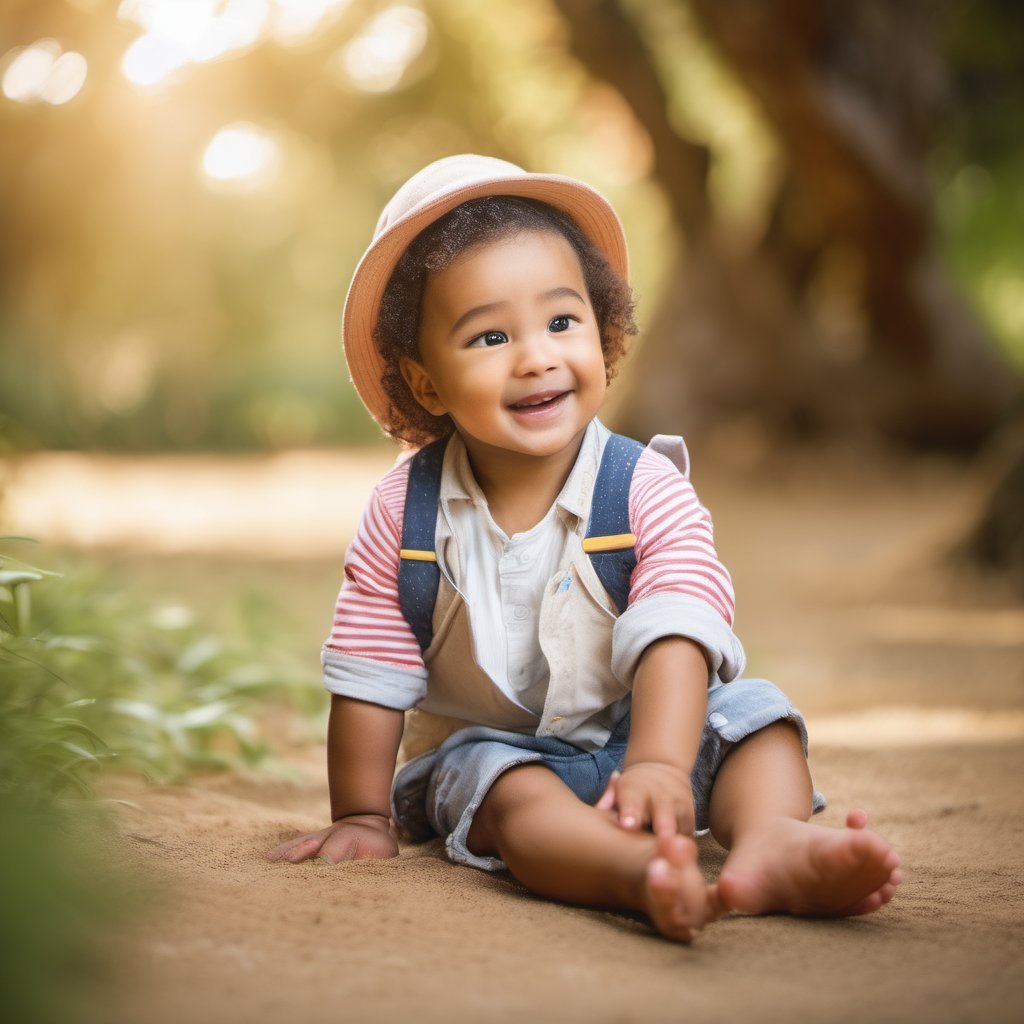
[439,419,608,534]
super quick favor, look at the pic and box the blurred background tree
[1,0,1020,458]
[557,0,1021,450]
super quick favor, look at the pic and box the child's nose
[514,331,559,375]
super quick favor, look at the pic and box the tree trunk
[554,0,1020,449]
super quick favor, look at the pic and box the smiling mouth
[509,390,569,410]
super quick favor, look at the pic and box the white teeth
[514,394,560,409]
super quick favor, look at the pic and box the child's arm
[267,695,404,863]
[596,636,708,837]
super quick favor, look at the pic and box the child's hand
[266,813,399,863]
[595,763,695,837]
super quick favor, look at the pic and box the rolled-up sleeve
[611,447,745,686]
[321,458,427,706]
[321,647,427,708]
[611,592,745,686]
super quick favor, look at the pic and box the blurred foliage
[0,539,318,787]
[933,0,1024,365]
[0,0,666,452]
[0,794,123,1024]
[0,0,1018,453]
[0,536,321,1021]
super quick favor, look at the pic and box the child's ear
[400,357,448,417]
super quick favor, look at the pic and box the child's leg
[708,721,902,916]
[467,763,718,941]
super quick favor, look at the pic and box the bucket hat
[341,153,629,436]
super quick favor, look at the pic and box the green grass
[0,538,322,788]
[0,536,325,1022]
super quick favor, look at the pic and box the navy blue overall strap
[397,431,646,652]
[397,437,448,654]
[583,432,646,614]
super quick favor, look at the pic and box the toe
[846,809,869,830]
[877,882,898,906]
[850,892,883,916]
[647,857,674,892]
[715,868,761,915]
[657,832,697,869]
[644,843,711,942]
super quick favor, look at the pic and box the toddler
[268,154,901,940]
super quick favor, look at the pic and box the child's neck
[462,434,585,536]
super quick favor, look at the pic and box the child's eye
[549,315,576,333]
[467,330,508,348]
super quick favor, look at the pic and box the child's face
[401,229,607,468]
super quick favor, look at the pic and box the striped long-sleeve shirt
[325,437,737,677]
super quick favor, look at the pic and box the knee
[484,763,553,823]
[728,717,805,759]
[468,763,552,855]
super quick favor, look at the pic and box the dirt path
[93,741,1023,1024]
[6,445,1023,1022]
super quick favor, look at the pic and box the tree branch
[550,0,712,237]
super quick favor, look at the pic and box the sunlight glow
[202,123,279,184]
[342,5,428,93]
[118,0,352,85]
[981,267,1024,342]
[272,0,352,43]
[119,0,269,85]
[121,33,190,86]
[2,40,88,105]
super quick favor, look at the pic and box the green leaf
[175,701,237,729]
[106,699,165,725]
[58,741,101,765]
[44,636,101,652]
[13,583,32,636]
[177,637,223,673]
[49,719,109,750]
[0,571,45,586]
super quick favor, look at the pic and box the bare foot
[641,834,720,941]
[716,811,902,918]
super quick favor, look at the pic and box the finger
[651,799,679,838]
[677,798,697,838]
[266,833,314,861]
[266,839,292,861]
[271,835,323,863]
[288,836,327,863]
[616,788,645,831]
[318,832,359,863]
[595,771,620,812]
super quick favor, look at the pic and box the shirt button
[518,552,531,565]
[513,605,528,621]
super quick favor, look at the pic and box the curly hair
[374,196,637,446]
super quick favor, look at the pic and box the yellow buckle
[399,549,437,562]
[581,533,636,553]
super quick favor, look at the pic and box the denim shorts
[391,678,827,871]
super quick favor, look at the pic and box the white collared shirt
[322,418,744,748]
[440,424,600,714]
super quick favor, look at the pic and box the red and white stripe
[628,448,735,625]
[327,461,421,669]
[324,444,734,667]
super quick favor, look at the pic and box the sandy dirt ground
[6,444,1023,1023]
